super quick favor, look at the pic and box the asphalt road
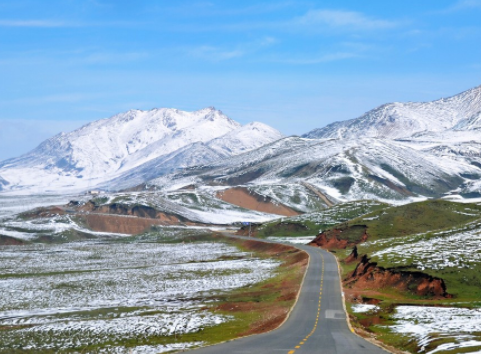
[187,241,389,354]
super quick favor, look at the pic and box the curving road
[188,240,389,354]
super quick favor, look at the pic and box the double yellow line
[287,251,325,354]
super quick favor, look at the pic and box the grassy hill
[255,200,388,237]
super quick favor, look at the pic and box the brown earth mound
[309,224,368,249]
[27,201,208,235]
[345,254,451,299]
[22,206,67,218]
[82,214,179,234]
[216,187,300,217]
[0,235,27,245]
[344,246,359,264]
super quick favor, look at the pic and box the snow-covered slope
[104,122,284,190]
[147,134,481,204]
[304,85,481,139]
[0,107,283,194]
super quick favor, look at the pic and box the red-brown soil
[345,254,451,299]
[23,206,67,218]
[308,224,368,249]
[216,187,300,217]
[25,201,210,235]
[344,245,360,264]
[81,214,179,234]
[0,235,27,245]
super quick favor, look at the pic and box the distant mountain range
[0,107,282,193]
[1,85,481,205]
[147,85,481,204]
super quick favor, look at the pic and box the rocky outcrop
[345,255,451,298]
[309,224,368,249]
[344,246,359,264]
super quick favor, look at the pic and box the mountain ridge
[303,85,481,140]
[0,107,283,193]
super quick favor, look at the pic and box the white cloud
[452,0,481,9]
[0,94,88,106]
[0,20,67,27]
[292,9,398,31]
[186,36,278,61]
[0,19,137,28]
[82,52,148,64]
[275,52,359,65]
[188,45,245,61]
[438,0,481,13]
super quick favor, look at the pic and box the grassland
[255,200,388,237]
[0,229,307,354]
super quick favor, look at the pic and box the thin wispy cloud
[274,52,359,65]
[451,0,481,10]
[0,49,149,67]
[0,19,138,28]
[0,94,88,106]
[0,20,68,27]
[188,45,245,61]
[169,8,400,35]
[437,0,481,13]
[155,1,299,17]
[292,9,398,31]
[82,52,148,64]
[186,37,278,62]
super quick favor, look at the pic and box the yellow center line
[286,251,325,353]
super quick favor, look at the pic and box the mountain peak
[303,84,481,140]
[0,106,280,193]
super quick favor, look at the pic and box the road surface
[188,241,389,354]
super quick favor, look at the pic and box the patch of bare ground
[0,235,27,245]
[308,224,368,249]
[216,187,300,217]
[344,254,451,299]
[81,214,175,234]
[22,201,213,235]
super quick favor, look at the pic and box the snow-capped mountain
[148,135,480,203]
[141,85,481,205]
[102,122,283,190]
[304,85,481,139]
[2,84,481,205]
[0,107,283,193]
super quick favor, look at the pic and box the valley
[1,84,481,353]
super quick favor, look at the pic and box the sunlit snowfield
[0,237,278,353]
[390,306,481,354]
[363,218,481,270]
[0,194,79,221]
[352,304,481,354]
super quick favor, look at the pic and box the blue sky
[1,0,481,161]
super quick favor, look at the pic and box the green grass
[256,200,388,237]
[329,200,481,353]
[347,200,481,241]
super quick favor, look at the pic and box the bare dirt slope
[216,187,300,217]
